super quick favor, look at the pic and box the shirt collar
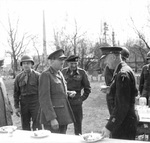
[66,67,79,75]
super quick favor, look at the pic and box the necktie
[24,72,29,84]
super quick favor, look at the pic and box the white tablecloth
[0,130,146,143]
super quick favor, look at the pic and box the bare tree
[130,17,150,49]
[6,16,31,78]
[71,19,87,55]
[30,36,41,70]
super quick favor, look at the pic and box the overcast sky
[0,0,150,57]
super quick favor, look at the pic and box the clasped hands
[67,91,76,98]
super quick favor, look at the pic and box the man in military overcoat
[102,47,130,115]
[100,47,138,140]
[0,59,13,126]
[39,49,75,134]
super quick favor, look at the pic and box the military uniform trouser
[70,104,83,135]
[20,95,41,131]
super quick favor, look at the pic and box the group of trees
[2,6,150,77]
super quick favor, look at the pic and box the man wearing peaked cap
[39,49,75,134]
[48,49,67,60]
[102,47,130,115]
[65,55,79,62]
[100,46,138,140]
[62,55,91,135]
[100,46,122,60]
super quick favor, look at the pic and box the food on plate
[82,132,103,142]
[0,126,17,133]
[32,130,51,138]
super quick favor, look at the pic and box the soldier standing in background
[13,55,41,130]
[0,59,13,127]
[121,47,130,62]
[139,51,150,105]
[62,55,91,135]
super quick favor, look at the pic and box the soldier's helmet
[121,47,130,60]
[146,51,150,60]
[20,55,34,66]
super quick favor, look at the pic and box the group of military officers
[1,46,150,140]
[13,49,91,135]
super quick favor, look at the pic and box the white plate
[31,130,51,138]
[0,126,17,133]
[81,133,104,143]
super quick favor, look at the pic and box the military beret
[66,55,79,62]
[48,49,67,60]
[100,46,122,60]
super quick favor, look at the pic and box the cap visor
[59,55,67,60]
[100,55,107,60]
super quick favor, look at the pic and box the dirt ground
[4,77,109,135]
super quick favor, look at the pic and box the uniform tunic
[62,67,91,135]
[139,64,150,103]
[106,62,138,140]
[39,67,75,133]
[14,70,41,130]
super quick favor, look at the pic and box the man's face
[53,58,65,70]
[104,54,115,69]
[22,61,33,71]
[68,62,78,71]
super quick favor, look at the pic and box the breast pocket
[19,81,26,87]
[51,79,64,95]
[73,76,82,86]
[29,80,37,86]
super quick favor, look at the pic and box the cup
[139,97,147,106]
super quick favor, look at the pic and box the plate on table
[31,130,51,138]
[81,132,104,143]
[0,126,17,133]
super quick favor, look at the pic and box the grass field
[4,77,109,135]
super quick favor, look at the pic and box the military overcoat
[39,67,74,125]
[0,77,13,126]
[106,62,138,139]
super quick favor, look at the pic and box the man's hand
[51,119,59,130]
[101,127,111,138]
[15,108,21,117]
[67,91,76,98]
